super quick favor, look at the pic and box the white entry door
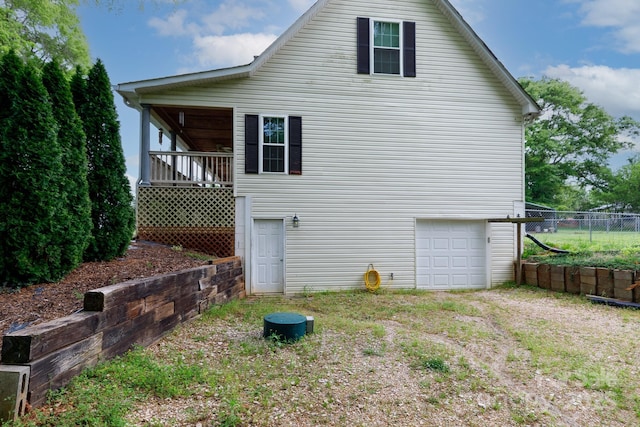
[416,220,487,290]
[253,219,284,294]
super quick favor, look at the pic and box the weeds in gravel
[7,346,213,427]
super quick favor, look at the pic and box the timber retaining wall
[522,262,639,302]
[0,257,244,420]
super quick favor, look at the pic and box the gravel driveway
[122,287,640,426]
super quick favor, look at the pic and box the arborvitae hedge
[0,52,66,286]
[42,60,92,274]
[75,59,135,261]
[0,54,136,286]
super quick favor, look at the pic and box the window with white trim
[260,116,288,173]
[357,17,416,77]
[373,20,401,75]
[245,114,302,175]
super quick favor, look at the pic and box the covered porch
[136,105,236,257]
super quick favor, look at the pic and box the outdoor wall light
[292,214,300,228]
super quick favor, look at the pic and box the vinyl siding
[139,0,525,292]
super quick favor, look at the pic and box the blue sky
[77,0,640,186]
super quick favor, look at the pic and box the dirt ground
[0,241,210,357]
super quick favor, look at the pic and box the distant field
[528,228,640,250]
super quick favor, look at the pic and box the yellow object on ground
[364,264,381,292]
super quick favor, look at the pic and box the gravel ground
[123,289,640,427]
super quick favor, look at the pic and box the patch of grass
[510,325,587,374]
[511,408,539,425]
[571,366,619,391]
[9,346,213,427]
[523,234,640,270]
[422,357,450,373]
[401,339,452,376]
[85,346,210,399]
[216,398,243,427]
[362,340,386,357]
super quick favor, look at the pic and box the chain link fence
[526,209,640,246]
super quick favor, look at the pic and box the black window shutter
[403,21,416,77]
[289,116,302,175]
[357,17,370,74]
[245,114,259,174]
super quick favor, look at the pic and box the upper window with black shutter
[357,17,416,77]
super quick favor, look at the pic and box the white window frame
[259,114,289,174]
[370,18,404,76]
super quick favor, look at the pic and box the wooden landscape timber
[522,262,638,303]
[0,257,244,421]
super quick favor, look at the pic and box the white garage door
[416,220,487,290]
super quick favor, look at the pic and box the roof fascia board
[116,65,251,95]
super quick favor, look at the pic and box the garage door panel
[433,257,449,268]
[416,237,431,250]
[433,275,450,286]
[452,257,468,268]
[452,274,470,286]
[433,238,449,250]
[416,220,486,290]
[470,238,484,250]
[470,274,485,287]
[451,238,468,250]
[471,256,485,268]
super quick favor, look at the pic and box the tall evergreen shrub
[0,52,65,286]
[69,65,87,113]
[42,60,92,273]
[74,60,135,261]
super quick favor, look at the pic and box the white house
[116,0,540,295]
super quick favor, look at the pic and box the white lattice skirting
[137,186,235,257]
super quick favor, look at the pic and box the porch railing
[149,151,233,187]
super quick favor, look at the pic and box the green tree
[519,77,639,206]
[69,64,88,108]
[595,157,640,212]
[0,0,91,69]
[42,59,93,273]
[0,51,65,286]
[75,59,135,261]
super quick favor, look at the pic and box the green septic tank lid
[263,312,307,342]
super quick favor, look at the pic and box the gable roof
[116,0,540,117]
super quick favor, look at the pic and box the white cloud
[545,64,640,117]
[149,1,271,38]
[200,2,266,35]
[192,32,277,68]
[287,0,315,13]
[147,1,291,70]
[448,0,485,25]
[148,9,199,37]
[575,0,640,53]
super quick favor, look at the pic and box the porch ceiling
[153,106,233,153]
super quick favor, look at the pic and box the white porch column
[139,104,151,186]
